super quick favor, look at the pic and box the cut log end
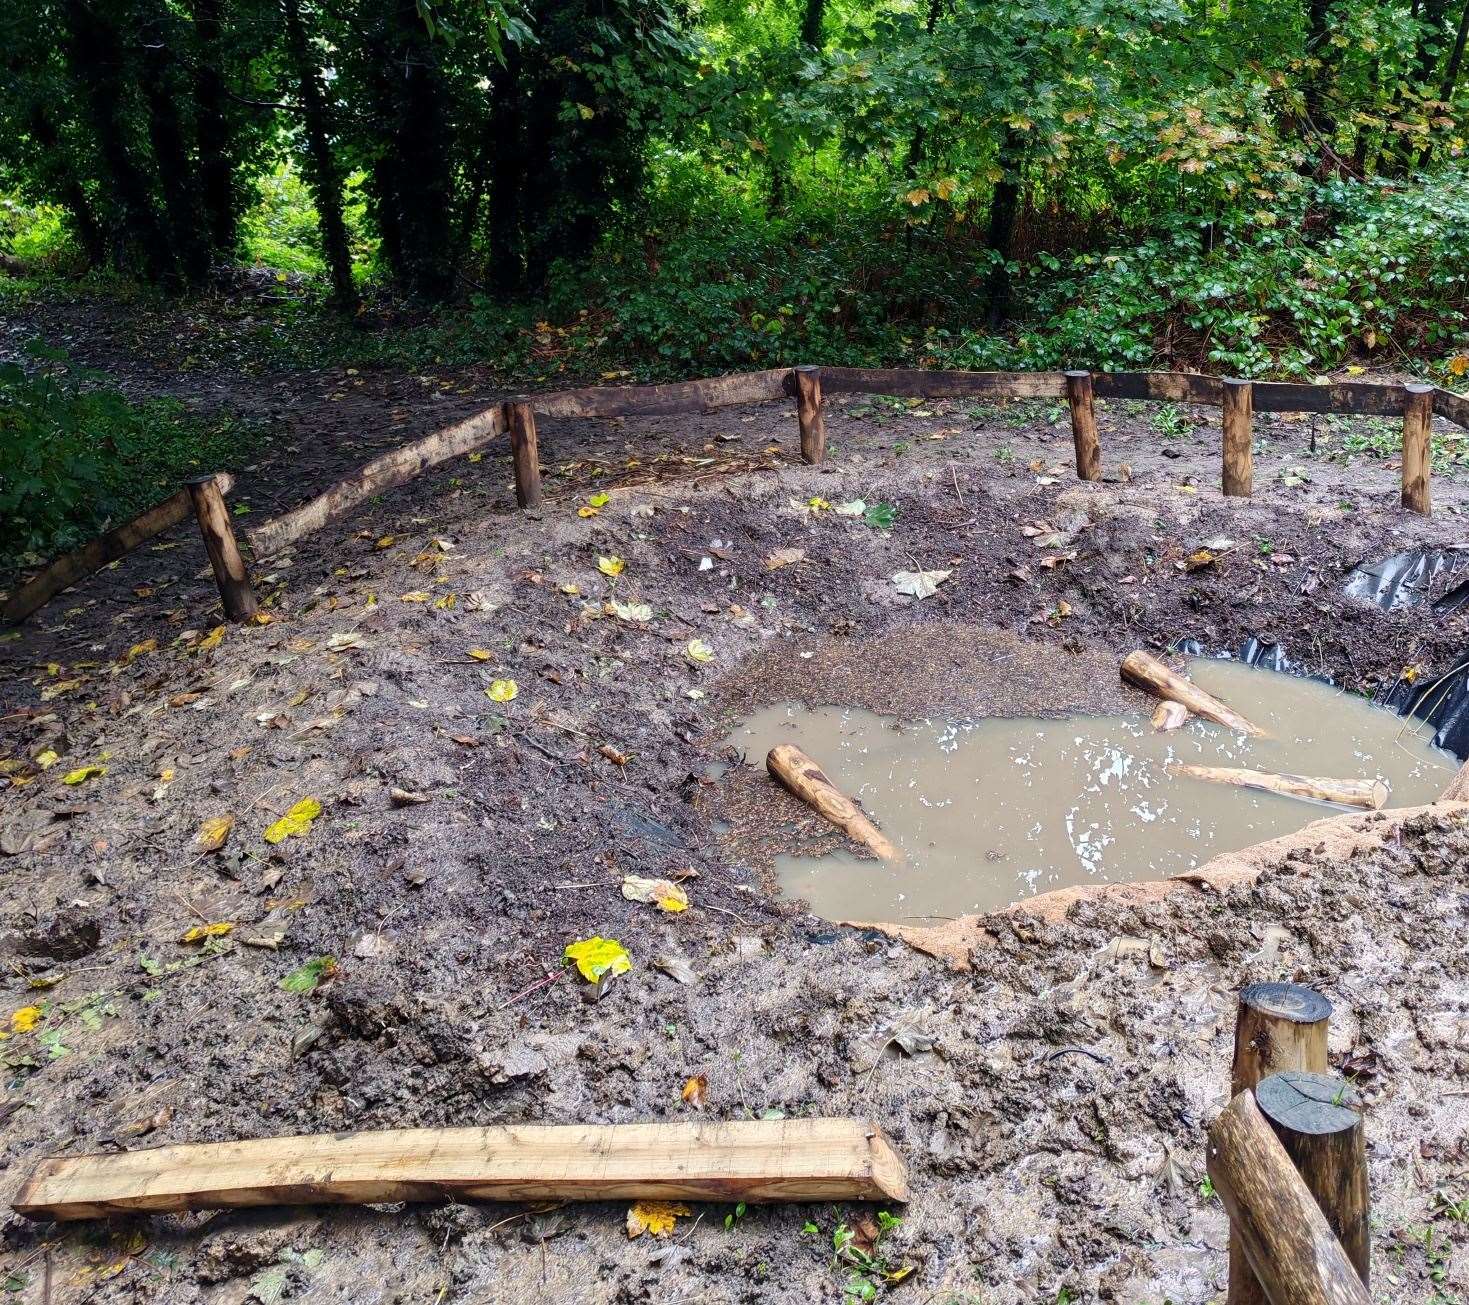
[1120,649,1267,737]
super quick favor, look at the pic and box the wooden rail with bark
[7,366,1465,625]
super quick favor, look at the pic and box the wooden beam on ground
[1091,371,1222,405]
[1169,763,1387,811]
[528,369,793,419]
[1251,380,1405,417]
[186,475,258,622]
[1222,378,1254,498]
[794,365,826,464]
[1,473,235,625]
[1207,1089,1371,1305]
[12,1119,908,1221]
[1432,386,1469,430]
[246,406,506,559]
[817,366,1067,400]
[1255,1071,1370,1290]
[1064,370,1100,480]
[767,744,899,861]
[1402,382,1433,515]
[1120,649,1267,737]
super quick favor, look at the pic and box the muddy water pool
[724,659,1456,923]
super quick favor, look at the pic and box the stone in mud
[18,903,100,960]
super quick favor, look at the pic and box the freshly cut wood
[2,473,235,624]
[1207,1089,1371,1305]
[1229,983,1333,1305]
[1171,763,1387,811]
[1256,1071,1369,1289]
[1065,370,1100,481]
[529,369,793,419]
[1402,382,1433,515]
[186,475,258,622]
[13,1118,908,1221]
[1120,650,1266,737]
[767,744,898,861]
[1151,700,1190,731]
[505,400,542,509]
[794,365,826,464]
[1222,378,1254,498]
[246,406,506,558]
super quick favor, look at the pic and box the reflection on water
[724,659,1454,923]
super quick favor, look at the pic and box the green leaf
[280,956,338,994]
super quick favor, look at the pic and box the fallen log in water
[1121,649,1267,736]
[13,1119,908,1221]
[766,744,899,861]
[1151,700,1190,731]
[1170,763,1387,811]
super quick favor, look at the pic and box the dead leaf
[681,1073,708,1110]
[891,569,952,600]
[765,548,806,570]
[389,788,430,807]
[622,876,689,913]
[195,815,234,853]
[626,1201,691,1239]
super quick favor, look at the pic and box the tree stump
[794,366,826,464]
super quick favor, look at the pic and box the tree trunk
[281,0,358,310]
[187,0,240,258]
[800,0,826,48]
[22,102,106,265]
[1420,0,1469,165]
[984,127,1024,326]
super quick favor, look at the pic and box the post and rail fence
[4,365,1463,625]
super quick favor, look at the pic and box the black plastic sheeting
[1171,637,1332,684]
[1343,548,1469,615]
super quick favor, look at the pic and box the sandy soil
[3,294,1469,1302]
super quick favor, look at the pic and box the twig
[496,970,564,1009]
[948,461,967,511]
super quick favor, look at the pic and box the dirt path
[2,296,1469,1302]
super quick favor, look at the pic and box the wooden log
[1090,371,1222,405]
[528,369,793,419]
[1207,1089,1371,1305]
[1222,378,1254,498]
[246,405,506,559]
[1251,380,1405,417]
[1064,370,1100,481]
[12,1118,908,1221]
[1152,700,1190,731]
[1,473,235,625]
[816,366,1067,400]
[766,744,899,861]
[1120,650,1267,737]
[794,366,826,464]
[1255,1071,1370,1289]
[505,400,542,509]
[1229,982,1333,1305]
[1402,382,1433,515]
[1169,763,1387,811]
[1432,385,1469,431]
[185,475,258,622]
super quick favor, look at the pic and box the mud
[1,291,1468,1302]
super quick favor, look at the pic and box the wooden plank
[12,1119,908,1221]
[246,405,506,559]
[1252,381,1403,416]
[530,369,793,419]
[1433,386,1469,430]
[2,472,235,625]
[1091,372,1222,404]
[818,367,1067,400]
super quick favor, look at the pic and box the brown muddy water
[724,659,1457,924]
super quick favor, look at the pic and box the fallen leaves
[196,815,234,853]
[281,956,337,993]
[467,648,493,662]
[263,797,323,844]
[685,639,714,665]
[622,876,689,913]
[892,569,952,600]
[197,626,226,653]
[564,936,631,982]
[10,1005,42,1034]
[764,547,806,570]
[597,555,625,578]
[62,764,107,786]
[681,1074,708,1109]
[486,679,519,703]
[180,921,233,943]
[626,1201,691,1239]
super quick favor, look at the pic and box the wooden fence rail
[4,366,1463,625]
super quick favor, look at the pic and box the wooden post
[794,366,826,465]
[1064,370,1100,481]
[1229,982,1332,1305]
[185,475,257,623]
[1402,382,1433,515]
[505,400,542,510]
[1207,1090,1372,1305]
[1222,378,1253,497]
[1256,1071,1370,1290]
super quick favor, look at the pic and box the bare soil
[3,293,1469,1302]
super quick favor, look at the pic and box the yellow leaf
[433,593,457,610]
[467,648,493,661]
[181,921,233,943]
[578,506,600,518]
[198,626,225,653]
[904,188,931,206]
[263,797,322,844]
[807,496,831,511]
[934,177,958,200]
[622,876,689,913]
[35,749,59,770]
[598,555,625,578]
[196,815,234,852]
[467,451,484,463]
[685,639,714,665]
[376,535,396,549]
[10,1005,43,1034]
[1451,354,1469,378]
[62,764,106,786]
[124,638,157,664]
[486,679,519,703]
[588,492,610,508]
[400,591,430,603]
[565,936,631,982]
[626,1201,690,1239]
[681,1074,708,1109]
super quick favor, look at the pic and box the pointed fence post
[1064,370,1100,480]
[504,400,542,510]
[794,366,826,464]
[1222,378,1254,498]
[1402,382,1433,515]
[185,475,257,622]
